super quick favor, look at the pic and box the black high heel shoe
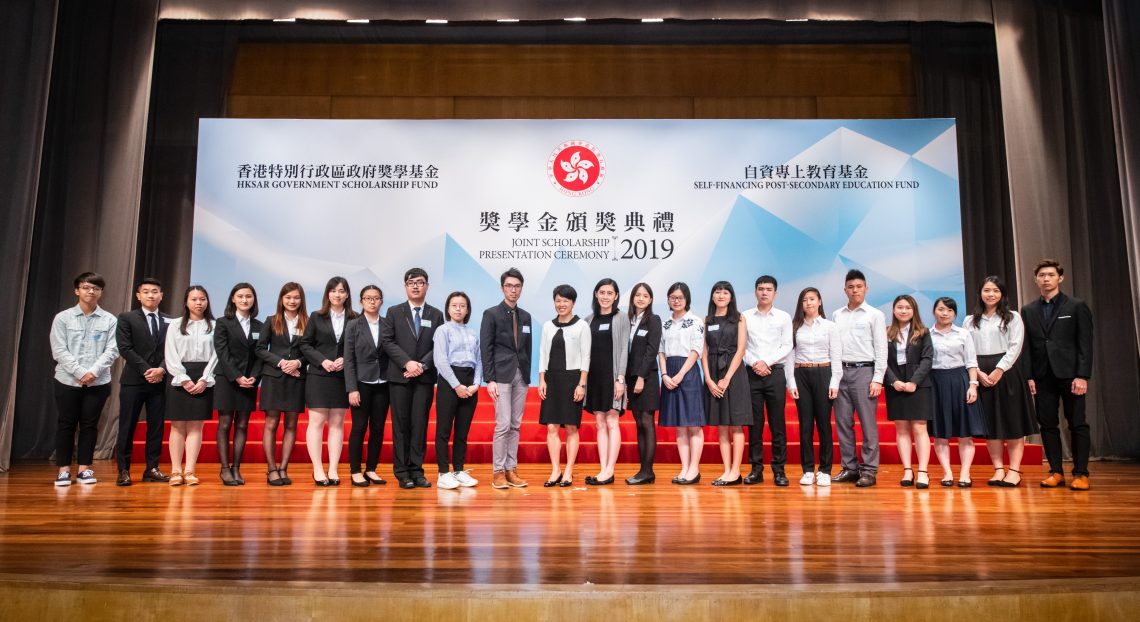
[365,472,387,485]
[899,467,914,487]
[351,474,370,487]
[232,466,245,486]
[221,465,238,486]
[313,475,331,487]
[558,476,573,487]
[915,470,930,490]
[625,473,656,485]
[267,469,286,487]
[544,473,562,488]
[997,468,1022,488]
[279,468,293,486]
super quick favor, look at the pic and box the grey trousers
[493,368,528,472]
[833,365,879,473]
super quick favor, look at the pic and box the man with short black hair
[742,275,793,486]
[480,268,532,489]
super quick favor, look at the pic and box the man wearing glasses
[480,268,532,489]
[380,268,445,488]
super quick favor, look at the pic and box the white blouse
[930,324,978,370]
[539,318,592,373]
[895,326,910,365]
[659,312,705,358]
[331,310,346,341]
[165,318,219,386]
[785,317,843,391]
[962,311,1024,371]
[285,314,299,339]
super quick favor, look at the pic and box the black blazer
[116,308,172,386]
[300,311,353,378]
[884,331,934,389]
[255,316,307,378]
[343,314,389,393]
[479,301,533,385]
[213,316,264,382]
[380,301,444,384]
[626,313,662,381]
[1021,293,1094,380]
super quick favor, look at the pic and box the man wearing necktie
[380,268,445,488]
[114,278,172,486]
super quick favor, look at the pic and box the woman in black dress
[255,282,309,486]
[625,283,661,485]
[301,276,356,486]
[583,278,630,486]
[701,281,751,487]
[213,283,263,486]
[538,284,591,487]
[884,295,934,489]
[164,286,218,486]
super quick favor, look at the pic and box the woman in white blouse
[963,277,1038,487]
[929,297,987,487]
[658,282,706,485]
[785,288,843,487]
[300,276,356,486]
[538,284,591,487]
[164,286,219,486]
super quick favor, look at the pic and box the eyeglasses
[405,280,427,287]
[79,285,103,292]
[668,296,685,302]
[361,296,382,303]
[503,284,522,290]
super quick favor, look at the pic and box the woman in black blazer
[213,283,264,486]
[884,294,934,489]
[624,282,662,485]
[255,282,309,486]
[300,276,356,486]
[344,285,390,487]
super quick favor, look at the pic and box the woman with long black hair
[213,283,263,486]
[624,283,661,485]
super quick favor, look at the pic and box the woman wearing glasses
[658,282,706,485]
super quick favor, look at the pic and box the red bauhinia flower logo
[547,140,606,197]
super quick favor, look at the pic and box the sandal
[899,467,914,487]
[915,470,930,489]
[988,467,1006,487]
[998,468,1022,488]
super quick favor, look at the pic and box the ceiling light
[426,19,449,24]
[497,19,520,23]
[272,18,296,22]
[564,17,586,22]
[641,18,664,23]
[346,19,370,24]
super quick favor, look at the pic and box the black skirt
[930,367,988,439]
[627,372,660,412]
[214,378,258,412]
[540,370,584,426]
[977,353,1039,439]
[165,362,214,421]
[306,372,349,409]
[885,362,934,422]
[260,372,305,413]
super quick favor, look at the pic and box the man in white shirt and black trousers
[741,275,793,486]
[832,269,888,487]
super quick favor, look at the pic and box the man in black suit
[380,268,445,488]
[1021,259,1094,491]
[114,277,171,486]
[479,268,532,489]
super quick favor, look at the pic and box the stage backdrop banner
[192,119,963,351]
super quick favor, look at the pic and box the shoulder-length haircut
[626,282,654,322]
[180,285,215,335]
[887,294,927,345]
[223,282,259,320]
[705,280,739,322]
[666,282,691,311]
[791,287,826,348]
[444,291,472,324]
[591,278,621,316]
[271,282,308,336]
[970,276,1013,332]
[317,276,357,319]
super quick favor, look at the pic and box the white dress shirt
[285,314,299,339]
[50,305,119,387]
[785,317,843,391]
[361,315,385,385]
[895,325,910,365]
[659,312,704,358]
[930,324,978,370]
[742,306,793,367]
[962,311,1024,371]
[539,318,592,373]
[331,309,346,341]
[165,318,220,386]
[833,302,888,383]
[237,311,251,338]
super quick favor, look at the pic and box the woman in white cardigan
[538,284,591,487]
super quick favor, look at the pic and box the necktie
[148,313,159,340]
[413,307,421,338]
[511,310,518,349]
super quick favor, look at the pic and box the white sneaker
[815,472,832,487]
[799,472,815,486]
[77,469,97,484]
[54,471,72,487]
[453,470,478,487]
[437,472,460,490]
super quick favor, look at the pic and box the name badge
[420,319,433,328]
[92,333,104,340]
[522,325,531,334]
[600,324,611,331]
[251,332,260,339]
[637,329,648,337]
[708,324,720,332]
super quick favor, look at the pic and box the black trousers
[54,381,111,467]
[349,382,390,474]
[389,380,435,480]
[116,382,166,471]
[1034,369,1090,476]
[747,367,787,472]
[793,366,834,474]
[435,367,478,473]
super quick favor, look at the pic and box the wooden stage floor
[3,462,1140,619]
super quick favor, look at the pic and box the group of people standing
[49,258,1095,491]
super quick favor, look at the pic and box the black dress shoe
[957,479,973,488]
[413,476,432,488]
[625,473,656,485]
[365,473,387,485]
[832,469,860,484]
[712,476,742,487]
[773,472,789,487]
[558,477,573,487]
[267,470,286,487]
[329,478,341,486]
[351,475,370,487]
[855,473,877,487]
[400,479,416,489]
[313,476,331,487]
[232,468,245,486]
[743,469,764,485]
[584,475,598,485]
[116,470,132,487]
[544,478,560,488]
[587,476,614,486]
[677,474,701,485]
[142,468,170,483]
[280,470,293,486]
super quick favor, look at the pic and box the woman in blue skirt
[657,282,706,485]
[929,297,987,487]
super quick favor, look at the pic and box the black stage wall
[2,0,1137,471]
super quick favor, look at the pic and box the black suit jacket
[343,315,389,392]
[380,302,444,384]
[116,308,172,386]
[213,316,264,382]
[626,313,661,381]
[1021,293,1094,380]
[300,312,353,378]
[479,301,533,385]
[884,331,934,389]
[255,316,307,378]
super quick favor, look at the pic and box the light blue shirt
[50,305,119,387]
[433,321,483,388]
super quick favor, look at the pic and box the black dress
[584,311,621,413]
[540,319,584,427]
[703,315,752,426]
